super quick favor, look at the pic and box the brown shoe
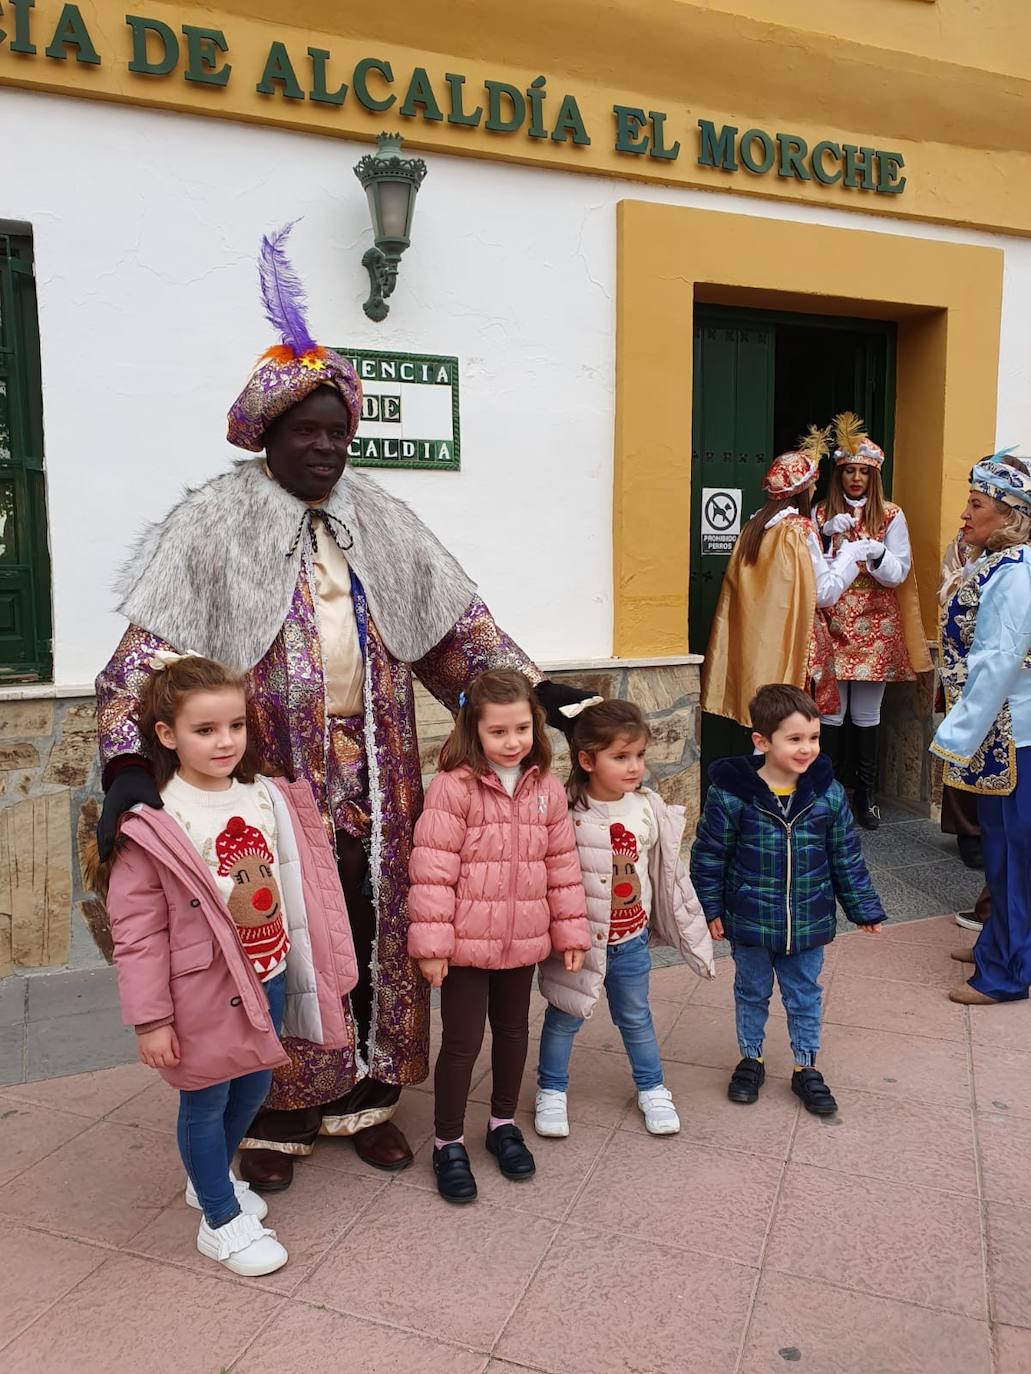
[351,1119,414,1172]
[237,1149,295,1192]
[948,984,999,1005]
[951,947,976,964]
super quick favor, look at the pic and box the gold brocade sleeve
[700,521,817,727]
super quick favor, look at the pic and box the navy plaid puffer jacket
[690,754,886,954]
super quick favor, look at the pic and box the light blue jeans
[731,944,825,1067]
[176,972,286,1229]
[537,931,664,1092]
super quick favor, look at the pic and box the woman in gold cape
[702,433,865,728]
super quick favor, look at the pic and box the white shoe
[196,1212,288,1276]
[955,911,985,932]
[534,1089,570,1138]
[638,1086,680,1135]
[185,1170,268,1220]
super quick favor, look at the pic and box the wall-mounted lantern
[353,132,428,322]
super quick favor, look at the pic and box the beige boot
[948,984,999,1005]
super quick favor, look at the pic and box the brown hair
[83,655,263,898]
[749,683,820,740]
[566,699,651,810]
[822,463,888,536]
[438,668,551,776]
[737,488,813,567]
[139,656,262,790]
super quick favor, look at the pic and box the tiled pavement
[2,911,1031,1372]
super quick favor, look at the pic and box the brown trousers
[434,964,536,1142]
[941,784,981,839]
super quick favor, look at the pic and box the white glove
[822,513,856,536]
[838,538,872,563]
[864,539,886,563]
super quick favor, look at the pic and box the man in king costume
[95,225,587,1187]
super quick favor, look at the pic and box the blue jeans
[176,972,286,1228]
[731,944,824,1067]
[538,931,663,1093]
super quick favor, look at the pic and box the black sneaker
[485,1123,536,1181]
[727,1057,765,1105]
[791,1067,838,1116]
[432,1142,477,1203]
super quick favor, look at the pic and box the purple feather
[258,221,317,356]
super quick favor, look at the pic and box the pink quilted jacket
[408,765,589,969]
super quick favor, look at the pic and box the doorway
[691,304,897,781]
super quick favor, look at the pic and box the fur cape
[115,459,477,668]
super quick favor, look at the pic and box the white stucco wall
[3,87,1031,686]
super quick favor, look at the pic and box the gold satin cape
[701,518,817,727]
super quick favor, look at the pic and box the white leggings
[820,680,886,728]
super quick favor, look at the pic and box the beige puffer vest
[538,789,715,1020]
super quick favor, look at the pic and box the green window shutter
[0,230,52,682]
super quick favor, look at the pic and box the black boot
[820,723,843,777]
[853,724,881,830]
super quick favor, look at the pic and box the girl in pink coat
[92,653,358,1279]
[408,668,590,1203]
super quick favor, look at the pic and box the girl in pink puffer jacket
[407,669,589,1203]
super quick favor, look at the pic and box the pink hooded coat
[107,777,358,1091]
[407,765,589,969]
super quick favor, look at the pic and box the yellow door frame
[613,201,1004,656]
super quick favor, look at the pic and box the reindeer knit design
[161,774,290,981]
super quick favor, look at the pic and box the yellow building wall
[614,202,1004,657]
[3,0,1031,235]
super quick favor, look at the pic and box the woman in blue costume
[931,454,1031,1005]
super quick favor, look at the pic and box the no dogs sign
[701,487,742,555]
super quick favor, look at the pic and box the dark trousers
[435,965,535,1142]
[941,784,981,838]
[243,831,399,1153]
[971,759,1031,1002]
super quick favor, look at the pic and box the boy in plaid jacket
[691,684,886,1114]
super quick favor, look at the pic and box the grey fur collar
[115,459,476,668]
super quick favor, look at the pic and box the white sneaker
[638,1086,680,1135]
[185,1170,268,1220]
[534,1089,570,1138]
[196,1212,288,1276]
[955,911,985,932]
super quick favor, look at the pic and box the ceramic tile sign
[701,486,742,555]
[336,347,460,470]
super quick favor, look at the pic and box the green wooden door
[691,314,775,773]
[0,231,51,682]
[691,305,897,784]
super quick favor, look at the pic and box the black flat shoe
[485,1123,536,1180]
[792,1068,838,1116]
[727,1057,765,1105]
[432,1143,477,1203]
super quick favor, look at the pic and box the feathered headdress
[832,412,885,470]
[226,222,362,452]
[257,221,322,365]
[798,423,831,466]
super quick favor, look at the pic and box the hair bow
[147,649,203,672]
[558,695,604,720]
[458,690,467,708]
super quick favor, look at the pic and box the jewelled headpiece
[762,425,830,498]
[832,412,885,470]
[227,222,362,452]
[969,450,1031,511]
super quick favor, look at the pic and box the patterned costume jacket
[97,462,540,1103]
[815,500,931,682]
[932,547,1031,796]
